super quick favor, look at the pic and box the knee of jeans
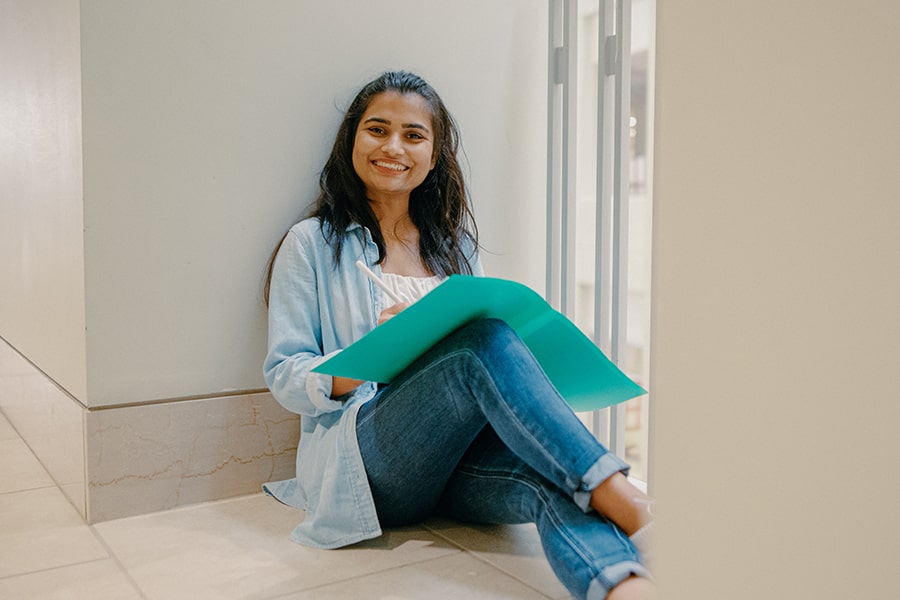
[461,318,519,355]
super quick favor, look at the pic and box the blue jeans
[356,318,650,599]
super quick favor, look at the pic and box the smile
[373,160,409,172]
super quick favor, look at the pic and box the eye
[367,126,386,135]
[406,132,426,140]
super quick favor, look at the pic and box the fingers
[377,302,410,325]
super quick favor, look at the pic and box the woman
[263,71,655,600]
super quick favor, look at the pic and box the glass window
[565,0,655,483]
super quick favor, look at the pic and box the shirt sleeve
[263,228,343,417]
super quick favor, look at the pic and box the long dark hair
[264,70,478,305]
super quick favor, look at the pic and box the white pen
[356,260,406,305]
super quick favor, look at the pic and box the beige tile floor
[0,412,572,599]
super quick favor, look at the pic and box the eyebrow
[363,117,431,134]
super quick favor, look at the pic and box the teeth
[374,161,408,171]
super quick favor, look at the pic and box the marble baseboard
[85,392,299,522]
[1,338,299,524]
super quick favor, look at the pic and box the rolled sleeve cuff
[305,351,344,413]
[573,452,631,512]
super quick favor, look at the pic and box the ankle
[590,473,653,535]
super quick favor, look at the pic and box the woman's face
[352,91,436,204]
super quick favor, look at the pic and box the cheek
[351,137,369,168]
[352,134,365,157]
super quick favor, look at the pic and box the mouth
[372,160,409,172]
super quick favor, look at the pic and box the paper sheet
[312,275,646,411]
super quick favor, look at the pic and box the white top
[381,272,444,303]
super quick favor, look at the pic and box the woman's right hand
[377,302,410,325]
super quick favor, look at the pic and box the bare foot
[589,473,653,535]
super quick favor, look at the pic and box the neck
[369,196,428,276]
[369,197,413,239]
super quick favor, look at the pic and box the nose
[382,133,404,156]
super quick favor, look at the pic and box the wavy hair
[264,70,478,305]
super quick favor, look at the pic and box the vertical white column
[609,0,632,457]
[546,0,578,315]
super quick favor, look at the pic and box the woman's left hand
[377,302,410,325]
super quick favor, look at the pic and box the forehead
[360,91,434,126]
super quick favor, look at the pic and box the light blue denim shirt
[263,217,482,549]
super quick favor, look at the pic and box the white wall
[70,0,544,406]
[0,0,87,401]
[651,1,900,598]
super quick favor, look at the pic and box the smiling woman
[260,70,655,600]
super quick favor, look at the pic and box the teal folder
[312,275,646,411]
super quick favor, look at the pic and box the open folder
[312,275,646,412]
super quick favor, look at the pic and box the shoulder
[271,219,326,272]
[282,218,367,268]
[287,217,361,244]
[287,217,324,242]
[460,234,483,275]
[283,218,333,255]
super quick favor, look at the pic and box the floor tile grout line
[0,427,68,500]
[422,524,558,599]
[87,523,151,600]
[256,550,479,600]
[0,556,114,583]
[0,414,149,599]
[0,482,59,497]
[463,552,557,600]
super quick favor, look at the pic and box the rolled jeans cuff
[573,452,631,512]
[587,561,652,599]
